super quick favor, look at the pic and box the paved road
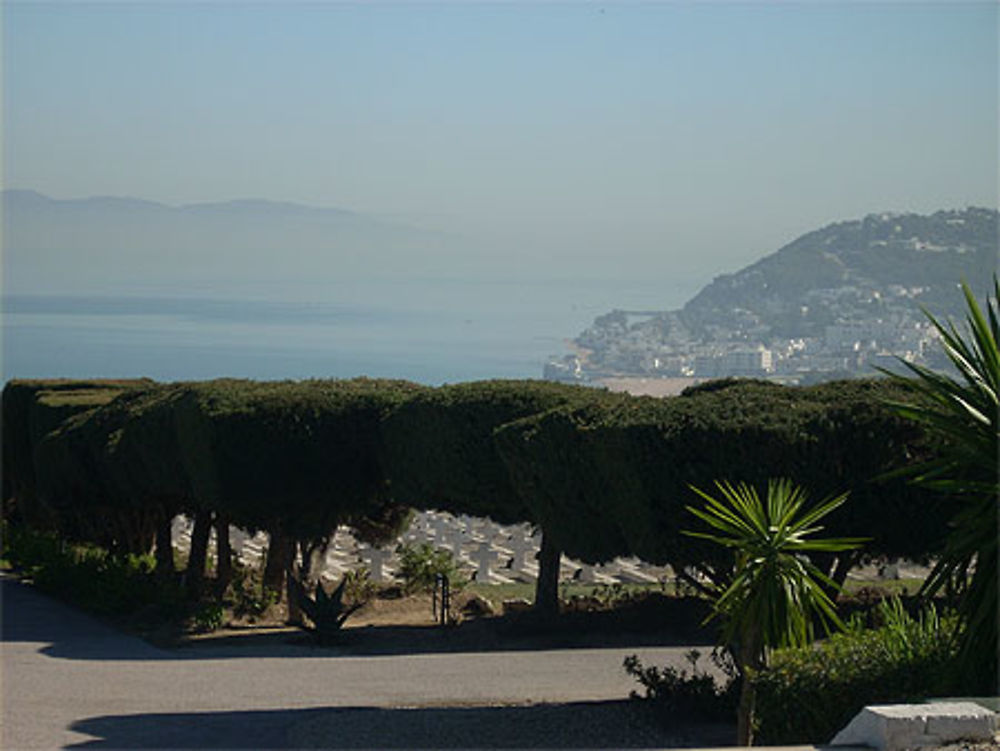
[1,576,724,749]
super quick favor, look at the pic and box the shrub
[340,567,378,607]
[624,648,738,722]
[291,576,361,645]
[227,565,278,622]
[2,522,184,621]
[753,597,959,745]
[395,542,465,593]
[192,602,225,632]
[1,521,64,572]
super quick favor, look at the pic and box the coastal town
[546,208,995,389]
[545,285,946,386]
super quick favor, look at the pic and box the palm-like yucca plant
[878,278,999,693]
[290,576,362,645]
[685,479,866,745]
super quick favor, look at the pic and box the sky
[3,0,998,284]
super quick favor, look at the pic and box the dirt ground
[178,588,717,657]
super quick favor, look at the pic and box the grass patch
[36,388,129,407]
[841,577,926,598]
[464,581,667,607]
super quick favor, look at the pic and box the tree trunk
[154,515,175,579]
[736,626,764,746]
[263,525,291,600]
[830,551,858,593]
[534,530,561,618]
[736,666,756,746]
[186,510,213,598]
[214,515,233,598]
[286,540,306,626]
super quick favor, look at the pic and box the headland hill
[545,207,998,395]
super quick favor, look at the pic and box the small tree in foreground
[685,479,865,746]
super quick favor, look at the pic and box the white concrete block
[830,702,997,750]
[926,707,998,741]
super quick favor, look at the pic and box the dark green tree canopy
[186,378,426,536]
[13,375,950,582]
[3,378,153,529]
[32,378,427,545]
[496,378,948,571]
[380,379,612,525]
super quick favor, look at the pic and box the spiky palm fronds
[879,278,999,693]
[686,478,865,654]
[685,479,866,745]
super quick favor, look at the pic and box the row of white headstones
[170,510,669,587]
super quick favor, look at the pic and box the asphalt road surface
[1,575,728,749]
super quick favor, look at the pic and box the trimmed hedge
[189,378,427,537]
[36,378,428,543]
[2,378,154,531]
[36,382,206,551]
[496,378,948,574]
[380,379,613,524]
[12,376,950,606]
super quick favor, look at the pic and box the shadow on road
[2,574,712,662]
[179,614,710,659]
[68,701,735,749]
[0,575,171,661]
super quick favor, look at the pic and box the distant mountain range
[2,190,456,291]
[568,207,998,382]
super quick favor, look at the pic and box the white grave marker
[360,547,391,583]
[473,542,499,583]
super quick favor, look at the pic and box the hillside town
[546,286,947,385]
[545,208,995,386]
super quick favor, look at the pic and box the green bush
[1,521,64,572]
[192,601,225,632]
[3,522,184,620]
[227,565,278,621]
[30,545,178,616]
[395,542,465,593]
[753,597,959,745]
[340,567,378,607]
[623,648,738,722]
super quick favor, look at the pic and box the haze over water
[2,276,694,384]
[2,3,996,384]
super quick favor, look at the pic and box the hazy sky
[4,1,998,282]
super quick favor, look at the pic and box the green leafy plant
[3,522,185,622]
[879,278,999,693]
[593,582,640,609]
[753,597,958,744]
[624,648,738,722]
[292,577,362,645]
[228,566,278,622]
[1,521,64,573]
[395,542,465,593]
[192,602,224,632]
[340,567,378,607]
[684,479,866,745]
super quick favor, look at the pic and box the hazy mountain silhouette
[2,190,459,292]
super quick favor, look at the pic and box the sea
[2,276,699,385]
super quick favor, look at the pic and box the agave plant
[685,478,866,745]
[291,576,362,645]
[878,278,999,693]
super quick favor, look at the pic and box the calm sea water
[2,277,697,385]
